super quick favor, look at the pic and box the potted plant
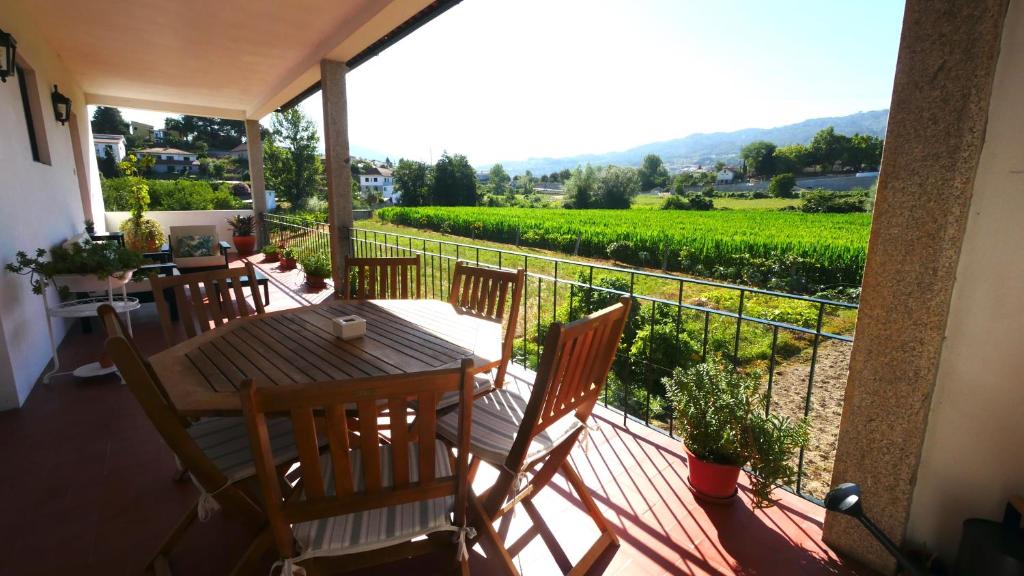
[118,155,165,252]
[279,247,298,270]
[665,361,809,507]
[227,215,256,256]
[299,252,331,291]
[261,244,280,263]
[5,241,146,299]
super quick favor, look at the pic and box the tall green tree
[91,107,130,136]
[809,127,850,170]
[432,152,478,206]
[164,115,246,150]
[598,166,641,208]
[263,108,324,207]
[393,159,432,206]
[845,133,884,170]
[488,163,511,197]
[740,140,777,177]
[638,154,670,190]
[564,164,600,208]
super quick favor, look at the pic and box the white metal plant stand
[41,277,140,383]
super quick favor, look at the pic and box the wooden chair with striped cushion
[436,296,632,576]
[240,359,511,575]
[149,261,266,347]
[437,262,525,408]
[342,256,421,300]
[98,304,308,575]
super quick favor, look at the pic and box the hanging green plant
[5,241,146,300]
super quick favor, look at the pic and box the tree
[263,108,324,207]
[165,115,246,150]
[563,164,599,208]
[740,140,777,177]
[519,170,536,195]
[768,173,797,198]
[98,147,121,179]
[774,144,812,174]
[598,166,640,209]
[431,152,478,206]
[91,107,130,136]
[638,154,670,191]
[845,134,884,170]
[809,127,850,171]
[488,163,511,198]
[393,159,431,206]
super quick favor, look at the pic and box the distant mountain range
[482,109,889,176]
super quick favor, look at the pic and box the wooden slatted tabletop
[149,299,503,416]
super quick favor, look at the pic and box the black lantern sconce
[0,27,16,83]
[51,85,71,125]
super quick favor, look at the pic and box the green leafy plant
[299,252,332,278]
[665,361,809,507]
[227,215,255,237]
[5,242,146,299]
[117,155,164,252]
[261,244,279,256]
[281,247,298,260]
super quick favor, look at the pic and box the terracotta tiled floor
[0,256,875,575]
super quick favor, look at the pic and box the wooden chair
[436,296,632,576]
[149,261,265,347]
[438,261,524,407]
[342,256,421,300]
[240,359,509,575]
[98,304,307,575]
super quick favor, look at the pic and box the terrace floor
[0,255,875,575]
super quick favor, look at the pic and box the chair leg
[469,491,520,576]
[229,526,273,576]
[561,461,620,576]
[146,504,198,574]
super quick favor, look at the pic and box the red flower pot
[305,274,327,291]
[263,252,280,263]
[233,235,256,256]
[685,446,741,502]
[279,257,296,270]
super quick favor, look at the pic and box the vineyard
[376,206,871,295]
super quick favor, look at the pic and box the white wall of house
[0,4,104,409]
[906,0,1024,559]
[104,209,255,247]
[93,138,126,162]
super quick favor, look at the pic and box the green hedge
[102,178,244,211]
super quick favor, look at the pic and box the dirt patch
[762,339,852,501]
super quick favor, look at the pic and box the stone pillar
[245,119,267,246]
[823,0,1010,572]
[320,59,353,293]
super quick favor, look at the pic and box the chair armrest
[143,251,172,264]
[219,240,232,255]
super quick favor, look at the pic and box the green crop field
[375,206,871,294]
[631,194,801,210]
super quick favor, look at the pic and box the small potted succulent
[299,252,331,291]
[279,247,298,270]
[6,241,146,299]
[227,215,256,256]
[261,244,280,263]
[665,361,809,507]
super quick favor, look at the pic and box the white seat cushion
[187,416,304,482]
[436,388,583,465]
[436,372,496,410]
[293,440,454,558]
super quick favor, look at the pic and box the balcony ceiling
[15,0,439,119]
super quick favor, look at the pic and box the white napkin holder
[332,315,366,340]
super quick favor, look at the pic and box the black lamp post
[0,27,16,83]
[51,85,71,125]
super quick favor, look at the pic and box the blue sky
[116,0,906,165]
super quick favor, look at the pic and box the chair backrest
[150,262,265,346]
[97,303,176,406]
[342,256,421,300]
[448,261,525,323]
[508,296,632,467]
[100,309,232,495]
[168,225,223,269]
[241,359,475,558]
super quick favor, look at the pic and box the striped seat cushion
[293,440,454,558]
[436,388,583,465]
[186,416,304,482]
[436,372,496,410]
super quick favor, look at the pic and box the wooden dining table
[149,299,504,416]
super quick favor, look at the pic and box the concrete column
[320,59,353,293]
[823,0,1010,572]
[245,119,266,246]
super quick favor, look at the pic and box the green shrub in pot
[665,361,809,507]
[5,242,146,300]
[298,252,332,278]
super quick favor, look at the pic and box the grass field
[631,194,801,210]
[375,205,869,294]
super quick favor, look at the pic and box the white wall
[906,0,1024,559]
[104,209,255,247]
[0,5,103,409]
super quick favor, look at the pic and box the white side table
[42,280,140,383]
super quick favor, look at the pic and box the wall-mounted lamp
[0,28,16,83]
[51,85,71,125]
